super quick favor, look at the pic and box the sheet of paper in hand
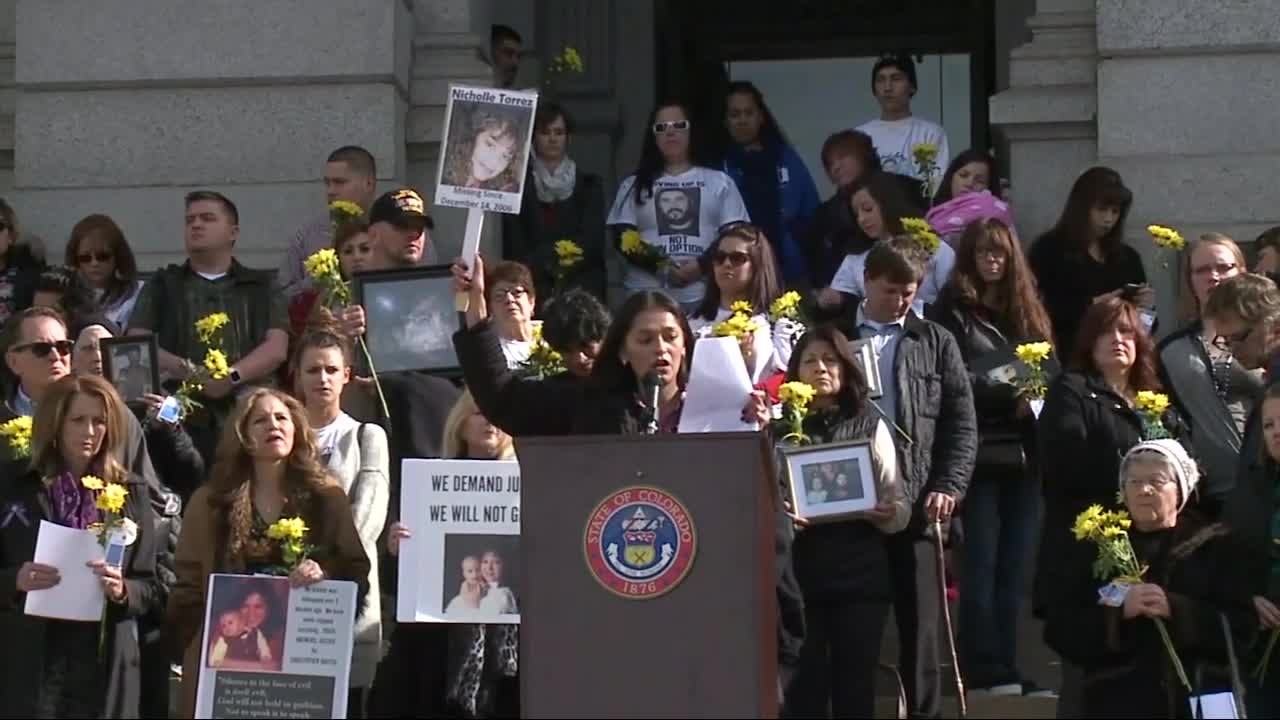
[678,336,757,433]
[24,520,105,622]
[398,458,522,624]
[194,574,357,719]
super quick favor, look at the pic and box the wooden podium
[515,432,779,718]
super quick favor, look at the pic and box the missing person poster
[433,84,538,214]
[398,458,521,624]
[195,574,357,719]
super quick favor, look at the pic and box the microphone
[642,370,661,435]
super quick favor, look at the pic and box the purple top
[44,471,101,530]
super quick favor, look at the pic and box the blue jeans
[958,462,1040,687]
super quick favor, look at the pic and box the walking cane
[934,520,967,719]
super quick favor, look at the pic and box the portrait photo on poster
[654,186,702,238]
[850,338,882,400]
[441,533,520,619]
[434,84,538,214]
[783,440,878,522]
[203,575,290,673]
[99,334,160,404]
[354,266,461,376]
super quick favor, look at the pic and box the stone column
[1097,0,1280,316]
[989,0,1098,241]
[407,0,495,261]
[0,0,15,193]
[11,0,412,269]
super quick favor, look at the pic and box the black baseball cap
[369,188,434,230]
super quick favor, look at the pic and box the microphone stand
[643,372,661,435]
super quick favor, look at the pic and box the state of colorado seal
[583,486,696,599]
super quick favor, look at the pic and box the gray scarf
[531,154,577,203]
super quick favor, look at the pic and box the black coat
[1033,371,1188,617]
[453,320,808,668]
[502,168,607,305]
[0,469,162,718]
[1042,512,1255,718]
[824,304,978,535]
[928,289,1041,472]
[1220,406,1273,597]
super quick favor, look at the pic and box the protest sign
[433,84,538,214]
[398,458,521,623]
[195,574,356,719]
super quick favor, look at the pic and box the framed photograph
[434,83,538,215]
[355,265,462,376]
[99,334,160,403]
[782,440,878,523]
[851,338,883,399]
[970,342,1062,388]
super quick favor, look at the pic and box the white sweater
[318,415,390,689]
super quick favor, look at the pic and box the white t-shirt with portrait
[607,167,750,305]
[856,116,950,180]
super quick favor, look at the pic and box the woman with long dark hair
[0,198,42,324]
[780,326,909,718]
[167,388,370,718]
[930,149,1000,208]
[64,214,142,330]
[718,82,820,288]
[929,219,1053,696]
[502,102,606,305]
[1033,298,1184,715]
[1029,166,1150,359]
[607,100,750,311]
[688,224,793,383]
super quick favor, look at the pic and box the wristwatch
[229,368,243,386]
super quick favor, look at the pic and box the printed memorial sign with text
[434,84,538,214]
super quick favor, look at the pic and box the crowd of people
[4,37,1280,720]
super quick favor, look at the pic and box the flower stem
[1255,628,1279,683]
[1153,617,1192,692]
[358,337,391,422]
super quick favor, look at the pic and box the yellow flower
[80,475,105,491]
[1147,224,1185,251]
[901,217,931,235]
[563,47,584,72]
[304,248,342,281]
[778,381,817,411]
[0,415,33,458]
[620,229,644,255]
[96,483,129,515]
[1072,504,1105,541]
[328,200,364,227]
[204,349,231,380]
[194,313,230,345]
[1015,341,1053,366]
[912,143,939,167]
[769,291,802,322]
[730,300,754,316]
[555,239,584,268]
[267,516,309,542]
[1135,390,1171,416]
[900,217,941,255]
[714,313,759,339]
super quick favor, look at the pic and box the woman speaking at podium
[451,254,808,702]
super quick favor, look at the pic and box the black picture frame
[354,265,463,377]
[99,334,161,404]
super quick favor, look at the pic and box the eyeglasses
[712,250,750,267]
[76,251,114,264]
[976,248,1007,261]
[1191,262,1237,278]
[1124,474,1176,490]
[652,120,690,134]
[491,286,529,300]
[11,340,74,358]
[1212,327,1253,352]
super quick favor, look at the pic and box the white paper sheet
[24,520,105,622]
[679,336,758,434]
[1188,692,1238,719]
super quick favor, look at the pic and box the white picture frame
[782,440,878,523]
[433,84,538,215]
[851,338,883,399]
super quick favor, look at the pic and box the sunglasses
[11,340,74,358]
[76,251,114,264]
[652,120,690,134]
[712,250,751,267]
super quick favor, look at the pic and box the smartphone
[155,396,181,425]
[105,539,127,568]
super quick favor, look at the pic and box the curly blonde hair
[205,388,333,568]
[442,107,528,193]
[30,374,129,484]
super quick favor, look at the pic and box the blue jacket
[722,144,820,286]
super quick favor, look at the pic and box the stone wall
[8,0,412,270]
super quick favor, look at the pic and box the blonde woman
[381,390,518,718]
[166,388,369,718]
[0,374,162,718]
[1158,233,1260,514]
